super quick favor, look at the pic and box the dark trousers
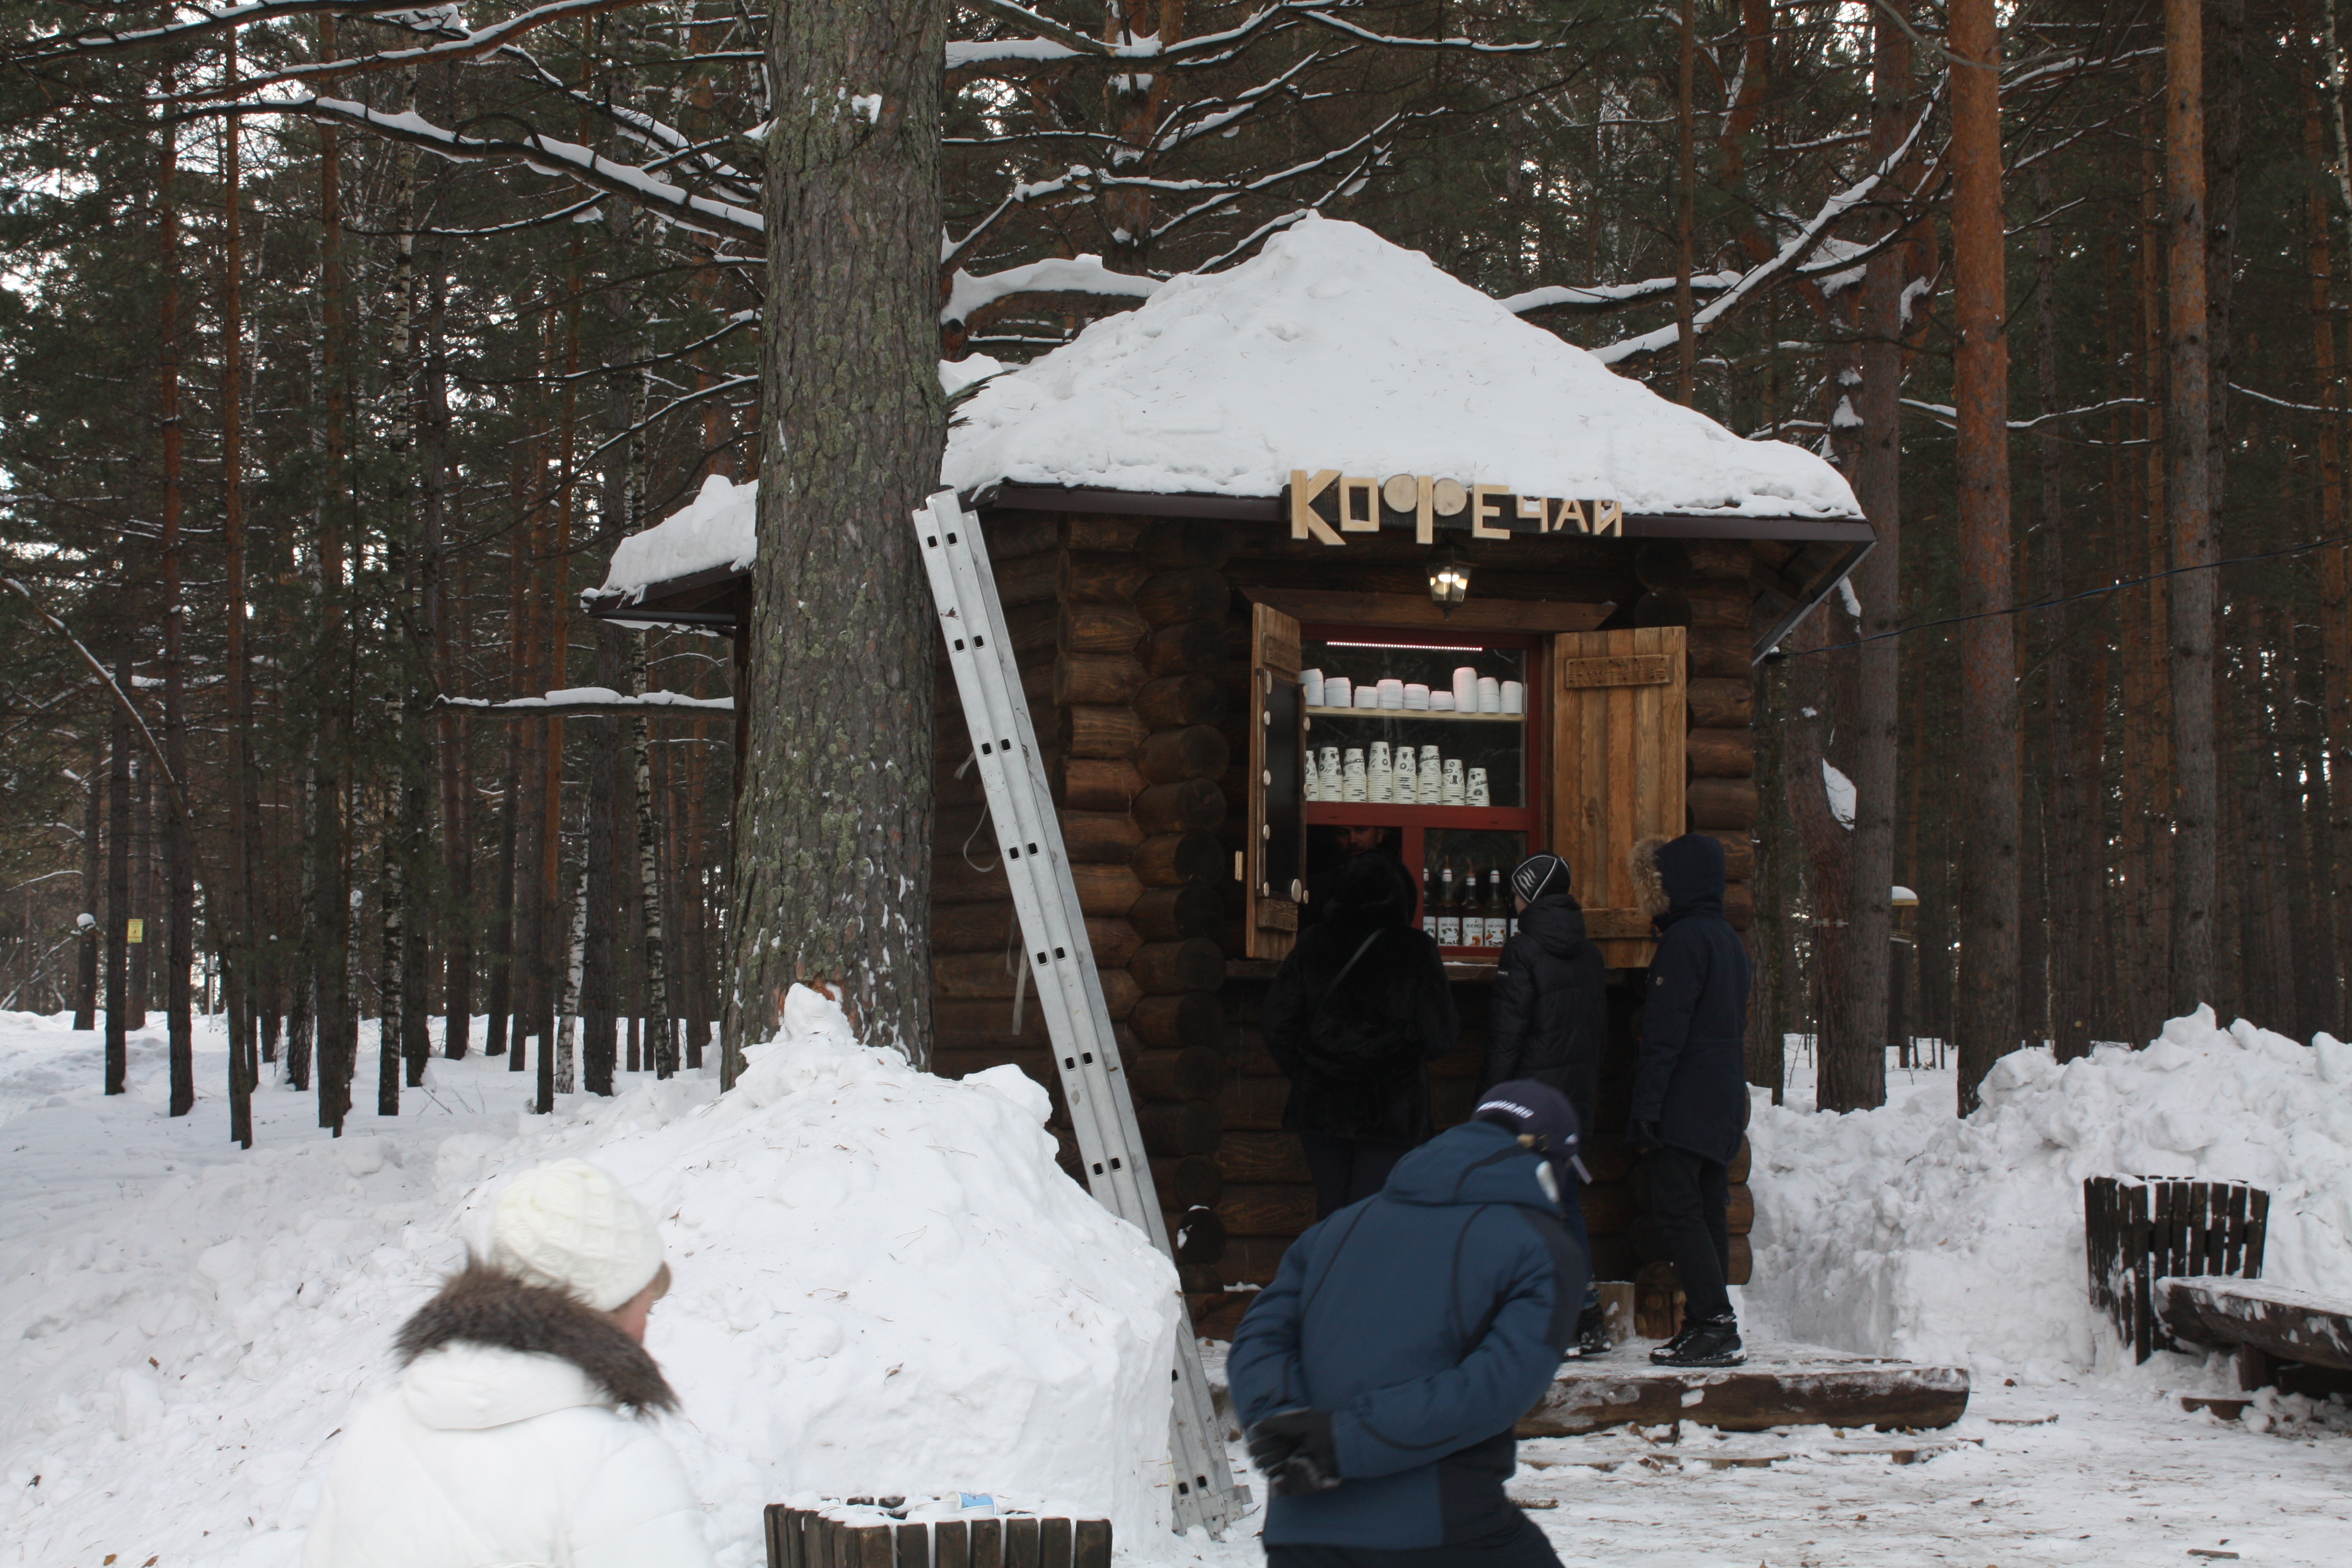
[1299,1133,1409,1219]
[1646,1144,1733,1322]
[1266,1512,1563,1568]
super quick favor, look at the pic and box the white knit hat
[487,1159,666,1313]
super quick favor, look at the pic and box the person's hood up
[393,1259,677,1420]
[1379,1119,1554,1211]
[402,1341,608,1431]
[1513,893,1589,955]
[1321,852,1413,935]
[1631,832,1725,928]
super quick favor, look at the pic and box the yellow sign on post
[125,918,144,944]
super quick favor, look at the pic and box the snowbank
[1,988,1180,1567]
[601,471,756,596]
[1745,1008,2352,1378]
[941,216,1861,518]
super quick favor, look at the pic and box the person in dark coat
[1263,853,1458,1218]
[1627,832,1752,1368]
[1228,1084,1590,1568]
[1483,852,1610,1355]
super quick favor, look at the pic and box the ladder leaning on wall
[912,488,1251,1539]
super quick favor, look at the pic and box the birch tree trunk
[1951,0,2021,1113]
[729,0,948,1082]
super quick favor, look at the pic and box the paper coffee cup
[1405,683,1430,710]
[1501,680,1525,715]
[1477,676,1501,714]
[1303,669,1325,707]
[1323,677,1351,710]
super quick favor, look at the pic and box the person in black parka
[1483,852,1610,1354]
[1627,831,1752,1368]
[1264,853,1458,1219]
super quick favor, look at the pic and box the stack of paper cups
[1452,667,1479,711]
[1405,683,1430,710]
[1303,669,1325,707]
[1319,747,1342,799]
[1501,680,1525,715]
[1393,747,1418,803]
[1355,687,1380,710]
[1466,766,1490,807]
[1420,744,1442,783]
[1342,748,1367,801]
[1441,757,1466,805]
[1367,742,1391,803]
[1304,763,1321,802]
[1378,678,1406,710]
[1323,676,1351,710]
[1477,676,1501,714]
[1431,692,1456,711]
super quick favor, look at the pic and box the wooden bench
[1516,1342,1970,1437]
[2156,1276,2352,1398]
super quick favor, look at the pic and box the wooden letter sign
[1561,654,1675,689]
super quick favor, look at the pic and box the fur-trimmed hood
[1630,833,1725,927]
[395,1260,677,1418]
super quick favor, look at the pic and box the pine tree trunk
[2308,97,2351,1032]
[287,763,316,1093]
[220,43,257,1140]
[631,632,674,1077]
[2165,0,2218,1016]
[1952,0,2021,1112]
[315,21,356,1135]
[155,104,195,1119]
[1834,2,1913,1108]
[731,0,948,1080]
[1745,655,1792,1100]
[2040,172,2094,1063]
[105,610,133,1096]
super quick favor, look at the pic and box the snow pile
[1745,1008,2352,1377]
[1,988,1180,1567]
[941,216,1861,518]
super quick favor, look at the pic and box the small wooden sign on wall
[1287,469,1624,546]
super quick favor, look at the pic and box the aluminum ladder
[912,488,1251,1538]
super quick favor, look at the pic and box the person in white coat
[303,1159,716,1568]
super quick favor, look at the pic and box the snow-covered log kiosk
[589,220,1871,1338]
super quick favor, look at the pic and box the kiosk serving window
[1249,601,1690,967]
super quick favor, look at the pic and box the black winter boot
[1570,1301,1611,1358]
[1652,1314,1744,1368]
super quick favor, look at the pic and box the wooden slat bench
[2157,1276,2352,1397]
[1515,1343,1970,1437]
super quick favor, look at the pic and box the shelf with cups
[1304,705,1524,724]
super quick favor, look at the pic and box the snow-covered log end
[1746,1009,2352,1380]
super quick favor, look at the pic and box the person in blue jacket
[1227,1081,1590,1567]
[1627,832,1752,1368]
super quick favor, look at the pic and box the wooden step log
[1130,883,1226,942]
[1136,723,1229,785]
[1131,830,1226,888]
[1141,618,1228,677]
[1134,776,1226,835]
[1129,988,1225,1052]
[1136,672,1226,729]
[1135,567,1233,627]
[1130,939,1225,994]
[1517,1349,1971,1438]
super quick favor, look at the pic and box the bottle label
[1485,916,1507,947]
[1423,913,1438,939]
[1437,915,1460,945]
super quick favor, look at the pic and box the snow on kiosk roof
[943,216,1864,524]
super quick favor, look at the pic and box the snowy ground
[6,1011,2350,1567]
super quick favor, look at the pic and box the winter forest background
[0,1,2335,1133]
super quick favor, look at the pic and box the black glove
[1245,1408,1342,1496]
[1629,1119,1664,1151]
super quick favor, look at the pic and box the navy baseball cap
[1473,1079,1586,1183]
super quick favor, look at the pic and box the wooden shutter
[1248,602,1307,959]
[1551,625,1687,966]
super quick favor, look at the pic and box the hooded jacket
[1227,1120,1588,1549]
[1627,833,1752,1163]
[1262,855,1457,1144]
[1482,889,1608,1131]
[302,1264,715,1568]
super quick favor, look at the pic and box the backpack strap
[1314,929,1385,1019]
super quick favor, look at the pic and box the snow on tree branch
[943,257,1159,327]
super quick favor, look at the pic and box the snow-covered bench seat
[2157,1276,2352,1393]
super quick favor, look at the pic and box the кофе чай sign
[1287,469,1624,545]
